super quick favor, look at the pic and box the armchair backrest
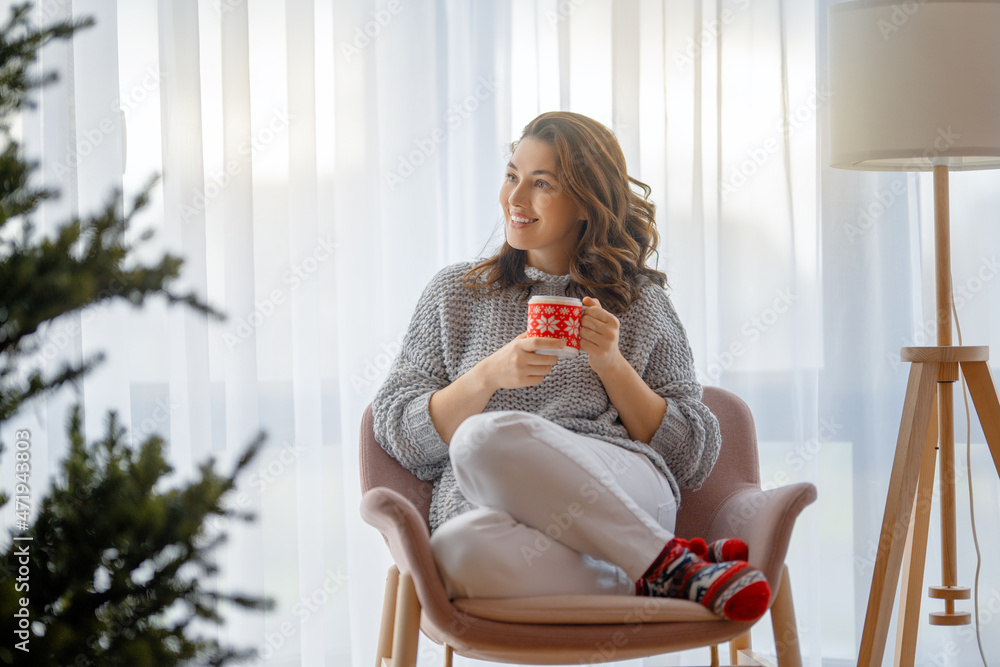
[674,386,762,539]
[359,386,761,537]
[359,403,434,521]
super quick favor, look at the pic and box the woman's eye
[536,180,550,189]
[505,173,517,183]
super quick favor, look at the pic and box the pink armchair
[360,386,817,666]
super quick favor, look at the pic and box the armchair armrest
[360,487,458,630]
[706,483,817,592]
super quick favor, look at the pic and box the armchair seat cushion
[452,594,718,624]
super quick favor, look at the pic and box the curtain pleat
[73,0,129,439]
[158,0,210,474]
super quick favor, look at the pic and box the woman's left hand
[580,296,623,375]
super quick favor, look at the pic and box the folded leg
[448,410,676,581]
[430,506,634,598]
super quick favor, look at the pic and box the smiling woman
[372,111,773,623]
[501,137,587,276]
[468,111,667,318]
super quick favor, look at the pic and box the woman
[371,111,769,622]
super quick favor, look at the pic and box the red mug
[526,296,585,359]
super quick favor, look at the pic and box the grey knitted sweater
[371,261,721,534]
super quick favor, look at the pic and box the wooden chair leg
[770,565,802,667]
[443,643,453,667]
[730,631,751,664]
[710,644,720,667]
[390,571,421,667]
[376,566,400,667]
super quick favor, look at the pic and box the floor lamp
[828,1,1000,665]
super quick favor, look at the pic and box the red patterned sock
[704,538,749,563]
[635,538,770,622]
[681,537,749,562]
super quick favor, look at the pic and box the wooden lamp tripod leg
[893,396,939,665]
[857,361,938,667]
[962,361,1000,478]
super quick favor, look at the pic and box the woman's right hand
[476,332,566,391]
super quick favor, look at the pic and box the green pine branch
[0,3,275,665]
[0,3,93,131]
[0,174,227,423]
[0,407,272,666]
[0,2,224,423]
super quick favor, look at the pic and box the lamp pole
[929,164,970,625]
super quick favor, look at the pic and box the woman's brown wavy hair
[461,111,667,317]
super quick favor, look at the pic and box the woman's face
[500,137,586,275]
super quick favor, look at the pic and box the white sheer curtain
[5,0,1000,665]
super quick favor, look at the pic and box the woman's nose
[507,181,527,206]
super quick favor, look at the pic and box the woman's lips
[510,213,538,228]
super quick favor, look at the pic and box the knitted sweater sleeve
[370,268,453,481]
[640,288,721,490]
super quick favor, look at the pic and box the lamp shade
[829,0,1000,171]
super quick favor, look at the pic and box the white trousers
[429,410,677,598]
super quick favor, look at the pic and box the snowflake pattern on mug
[526,299,583,353]
[536,314,560,334]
